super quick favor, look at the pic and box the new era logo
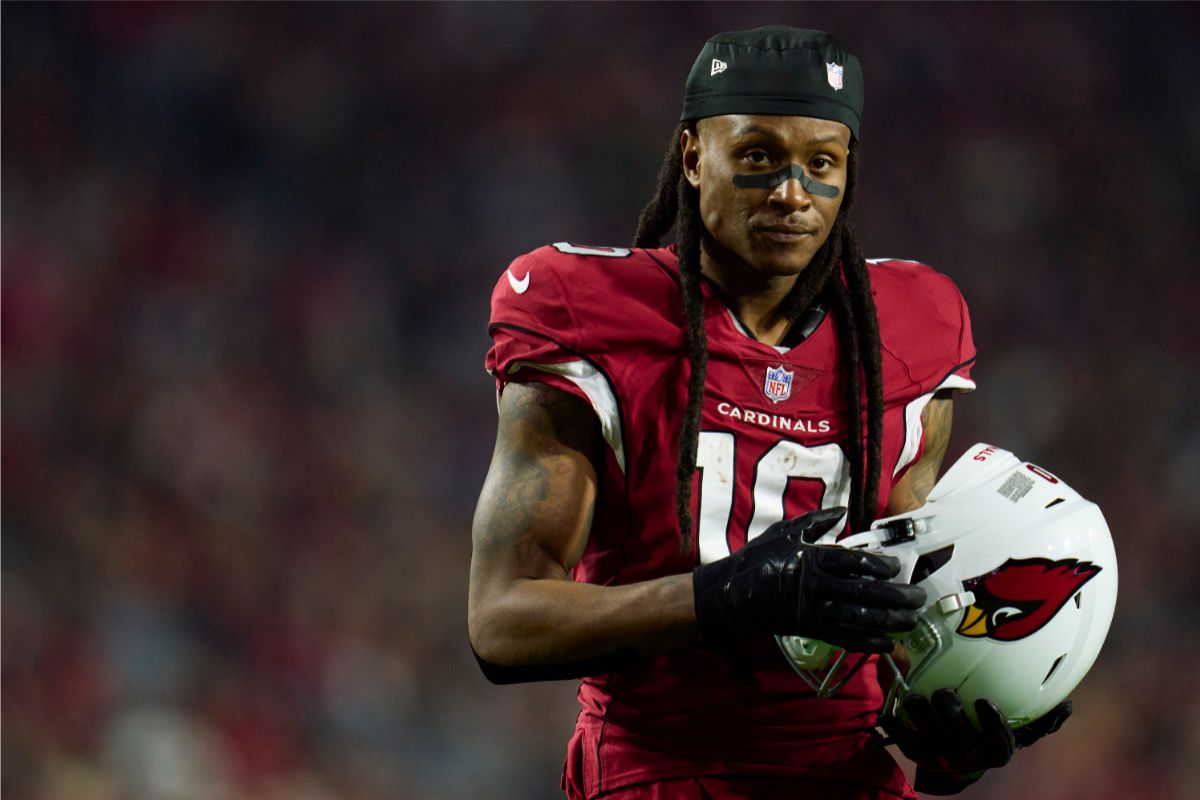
[711,58,728,76]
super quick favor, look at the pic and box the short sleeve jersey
[485,243,976,799]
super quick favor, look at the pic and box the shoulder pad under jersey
[866,257,976,397]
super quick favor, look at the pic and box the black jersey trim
[596,711,607,791]
[938,355,978,387]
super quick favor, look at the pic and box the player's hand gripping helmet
[778,443,1118,729]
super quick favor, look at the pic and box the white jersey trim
[892,373,978,478]
[507,359,626,473]
[866,256,924,265]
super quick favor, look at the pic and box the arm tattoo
[501,456,552,568]
[908,395,953,506]
[886,393,955,515]
[473,382,601,577]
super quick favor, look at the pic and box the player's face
[682,115,851,278]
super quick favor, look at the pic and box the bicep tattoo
[908,394,954,506]
[472,382,601,579]
[886,393,955,515]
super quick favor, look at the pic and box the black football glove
[693,507,927,656]
[880,689,1073,795]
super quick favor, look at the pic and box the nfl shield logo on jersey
[826,61,844,91]
[763,365,794,403]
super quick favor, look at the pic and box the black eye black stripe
[731,164,840,198]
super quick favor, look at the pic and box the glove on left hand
[693,507,925,653]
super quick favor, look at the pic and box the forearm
[468,571,697,666]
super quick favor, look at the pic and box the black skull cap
[681,26,864,140]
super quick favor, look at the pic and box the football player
[469,26,1069,799]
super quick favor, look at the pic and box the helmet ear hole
[1042,653,1066,685]
[1045,497,1066,509]
[912,545,954,582]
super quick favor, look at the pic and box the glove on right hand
[880,690,1072,795]
[693,507,926,654]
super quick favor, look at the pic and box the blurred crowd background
[3,3,1198,799]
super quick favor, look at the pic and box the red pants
[583,775,909,799]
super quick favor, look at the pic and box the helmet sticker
[996,470,1034,501]
[957,558,1102,641]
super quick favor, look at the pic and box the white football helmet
[778,443,1118,729]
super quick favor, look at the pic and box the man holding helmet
[470,25,1078,798]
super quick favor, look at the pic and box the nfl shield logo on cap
[826,61,844,91]
[764,365,794,403]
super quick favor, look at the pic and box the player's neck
[699,248,798,346]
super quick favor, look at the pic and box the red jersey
[485,243,976,799]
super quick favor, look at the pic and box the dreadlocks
[633,125,884,552]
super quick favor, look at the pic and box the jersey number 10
[694,432,851,564]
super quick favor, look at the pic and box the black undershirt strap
[472,646,643,684]
[703,275,828,348]
[782,303,828,347]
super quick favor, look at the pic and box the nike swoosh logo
[507,269,530,294]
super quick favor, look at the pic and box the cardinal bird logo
[956,558,1102,641]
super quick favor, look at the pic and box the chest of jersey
[487,246,972,586]
[586,309,922,585]
[695,325,856,564]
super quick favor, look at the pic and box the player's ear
[682,126,702,189]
